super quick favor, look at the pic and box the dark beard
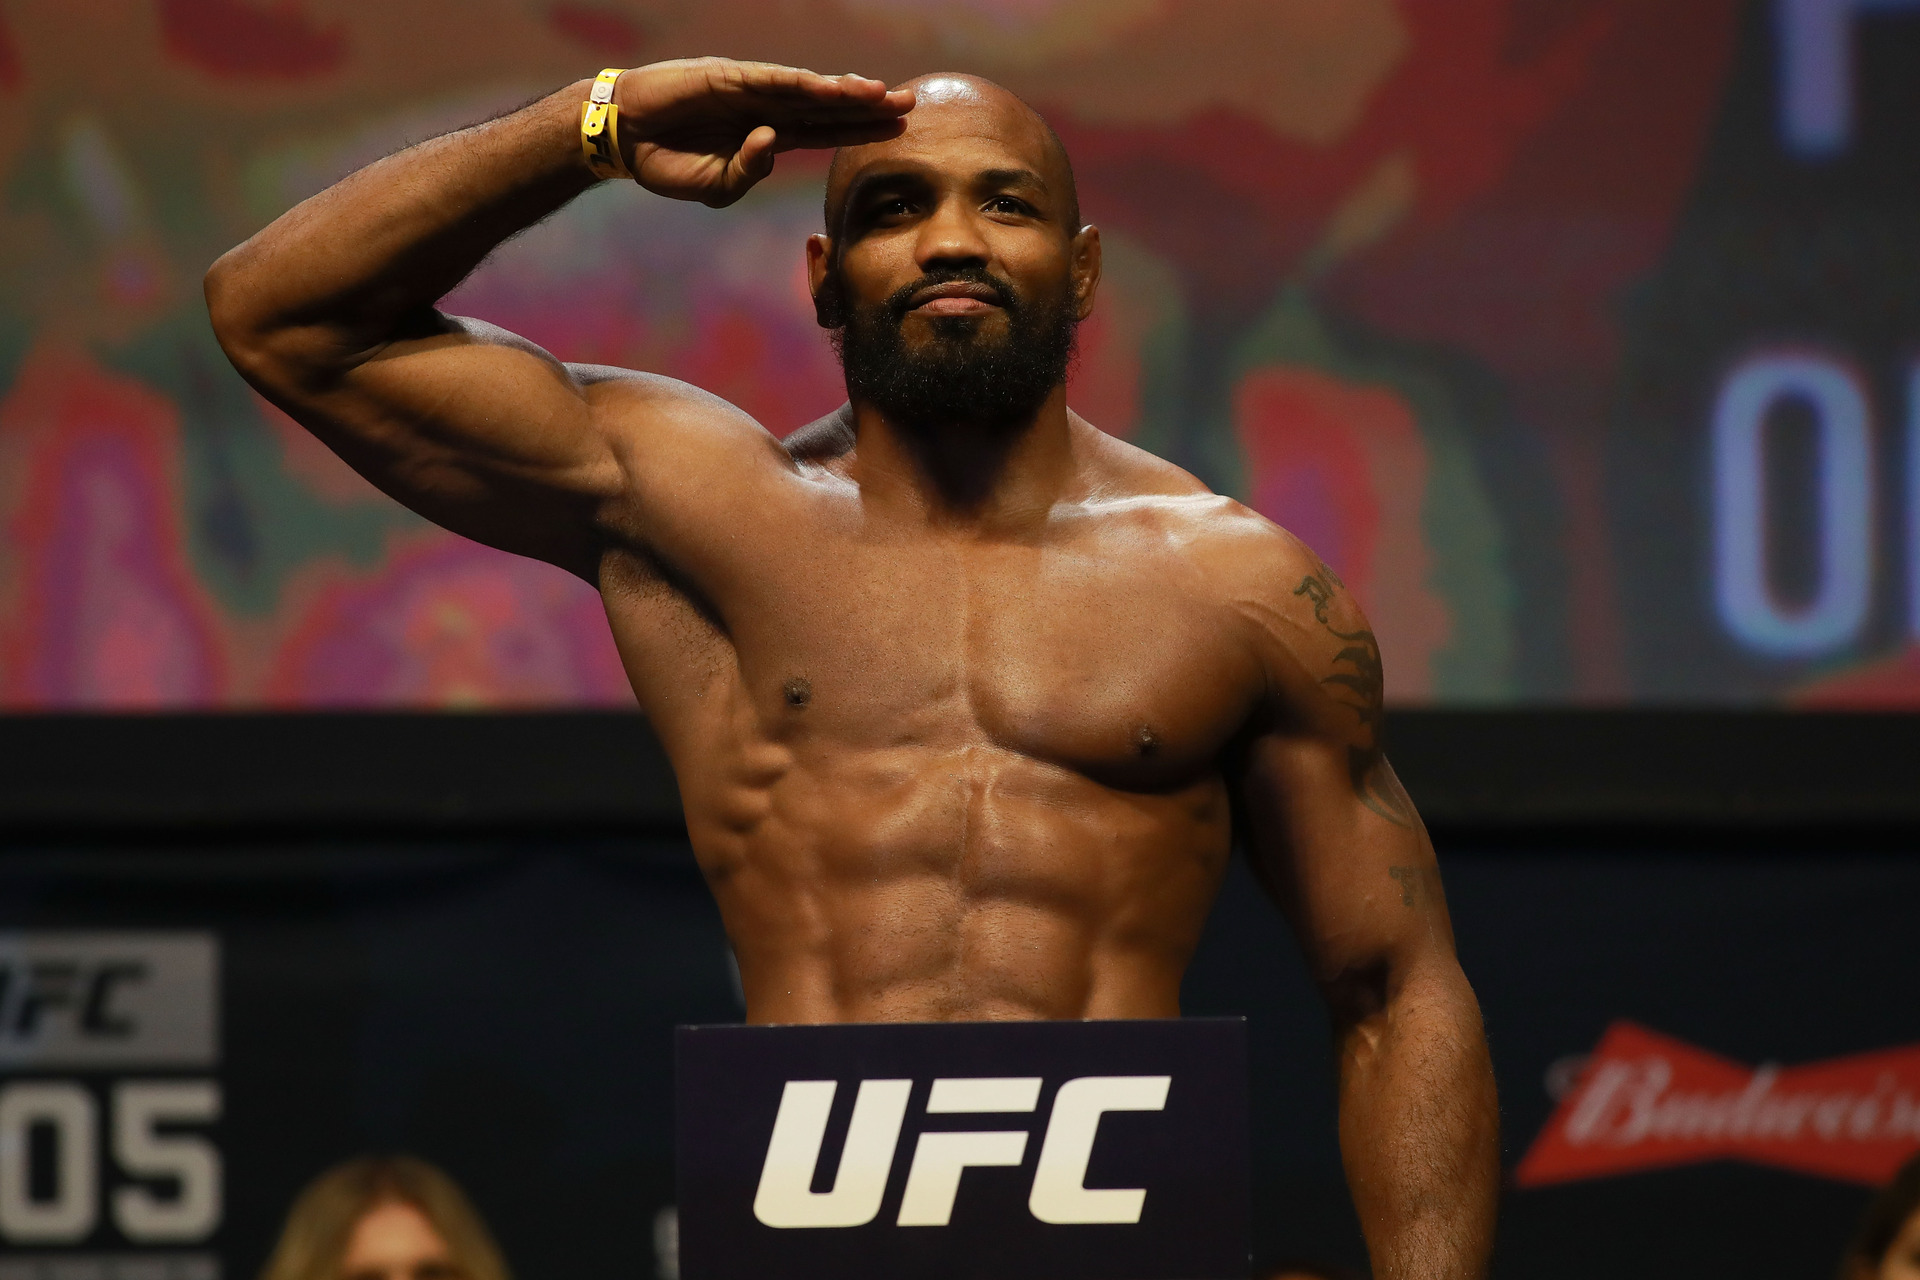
[830,266,1078,434]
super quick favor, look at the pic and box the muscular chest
[628,520,1261,785]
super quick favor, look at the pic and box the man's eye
[876,198,915,217]
[987,197,1030,215]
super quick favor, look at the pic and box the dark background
[2,710,1915,1279]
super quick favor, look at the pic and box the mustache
[883,267,1017,320]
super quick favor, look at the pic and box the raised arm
[1230,546,1498,1279]
[204,59,911,578]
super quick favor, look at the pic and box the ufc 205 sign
[0,933,222,1263]
[677,1020,1248,1280]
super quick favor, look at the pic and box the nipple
[783,677,813,708]
[1134,725,1160,757]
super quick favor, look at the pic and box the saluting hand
[612,58,915,207]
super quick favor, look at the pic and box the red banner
[1516,1022,1920,1187]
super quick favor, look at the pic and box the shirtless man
[205,59,1497,1276]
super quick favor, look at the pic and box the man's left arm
[1230,556,1498,1279]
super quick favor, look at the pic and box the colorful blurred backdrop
[2,0,1918,708]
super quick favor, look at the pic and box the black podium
[676,1018,1249,1280]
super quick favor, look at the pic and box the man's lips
[904,281,1005,315]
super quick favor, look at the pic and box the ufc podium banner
[675,1018,1249,1280]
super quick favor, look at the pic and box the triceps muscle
[279,316,626,575]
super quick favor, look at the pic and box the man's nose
[913,196,990,269]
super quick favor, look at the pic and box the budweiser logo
[1516,1021,1920,1187]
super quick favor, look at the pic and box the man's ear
[1070,224,1103,321]
[806,234,844,329]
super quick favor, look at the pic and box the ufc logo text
[752,1075,1170,1229]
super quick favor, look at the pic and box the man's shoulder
[1072,427,1371,693]
[576,365,771,434]
[1074,425,1329,587]
[573,365,803,486]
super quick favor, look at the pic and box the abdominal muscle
[684,740,1234,1025]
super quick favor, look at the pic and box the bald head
[823,73,1080,240]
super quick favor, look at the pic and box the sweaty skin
[205,59,1498,1278]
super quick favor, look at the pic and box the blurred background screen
[4,0,1919,709]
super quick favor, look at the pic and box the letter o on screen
[1028,1075,1170,1225]
[1712,352,1874,656]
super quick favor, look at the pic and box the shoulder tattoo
[1291,567,1415,828]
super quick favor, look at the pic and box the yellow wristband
[580,68,631,180]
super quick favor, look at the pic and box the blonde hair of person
[258,1155,512,1280]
